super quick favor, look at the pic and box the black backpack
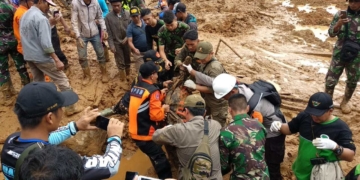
[246,80,286,123]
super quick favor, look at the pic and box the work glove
[184,80,196,89]
[77,38,85,48]
[312,137,337,150]
[182,64,193,73]
[270,121,282,132]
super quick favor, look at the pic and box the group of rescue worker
[0,0,360,179]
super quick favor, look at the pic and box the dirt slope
[1,0,360,179]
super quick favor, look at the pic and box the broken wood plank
[292,51,332,58]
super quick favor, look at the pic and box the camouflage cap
[184,94,206,108]
[194,41,213,60]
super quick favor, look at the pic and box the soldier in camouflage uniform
[220,93,269,180]
[326,3,360,114]
[158,10,190,80]
[174,29,201,72]
[0,0,30,100]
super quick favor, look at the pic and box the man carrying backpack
[152,94,222,180]
[182,71,286,180]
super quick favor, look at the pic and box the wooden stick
[218,39,243,59]
[257,11,276,18]
[215,39,221,55]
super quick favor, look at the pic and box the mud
[1,0,360,179]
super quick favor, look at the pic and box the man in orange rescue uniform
[128,61,172,179]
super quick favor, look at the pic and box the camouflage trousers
[325,50,360,91]
[0,37,30,87]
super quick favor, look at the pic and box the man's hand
[162,104,170,113]
[184,80,196,89]
[336,14,350,27]
[54,57,64,71]
[110,46,116,53]
[75,107,100,131]
[182,64,193,73]
[175,48,182,55]
[312,137,338,150]
[107,118,125,138]
[102,31,108,40]
[161,88,168,94]
[49,16,60,26]
[77,38,85,48]
[64,26,70,34]
[95,19,100,25]
[165,60,172,70]
[133,48,140,55]
[270,121,282,132]
[163,80,173,87]
[121,37,128,45]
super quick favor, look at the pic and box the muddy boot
[65,104,84,116]
[104,45,110,62]
[119,69,126,81]
[340,86,355,114]
[82,67,91,85]
[324,86,334,99]
[100,64,109,83]
[125,68,131,82]
[100,108,115,117]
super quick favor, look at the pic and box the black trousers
[51,26,68,67]
[265,134,286,180]
[134,140,172,179]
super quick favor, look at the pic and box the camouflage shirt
[158,21,189,58]
[0,0,15,37]
[220,114,270,180]
[328,7,360,55]
[174,45,200,70]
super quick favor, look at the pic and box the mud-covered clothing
[158,21,189,59]
[184,13,197,30]
[220,114,269,180]
[146,19,164,51]
[346,164,360,180]
[197,57,228,126]
[71,0,106,38]
[20,6,54,63]
[127,20,148,52]
[1,122,123,180]
[153,116,223,180]
[174,45,200,70]
[131,0,145,9]
[0,1,29,86]
[13,5,27,54]
[129,79,166,141]
[288,112,355,180]
[326,8,360,91]
[105,10,131,69]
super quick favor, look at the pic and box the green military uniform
[326,8,360,112]
[219,114,269,180]
[0,0,30,98]
[174,45,200,71]
[195,42,228,126]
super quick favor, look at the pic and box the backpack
[182,119,213,180]
[14,143,44,180]
[246,80,286,123]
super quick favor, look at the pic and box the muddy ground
[1,0,360,179]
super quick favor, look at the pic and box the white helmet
[212,73,237,99]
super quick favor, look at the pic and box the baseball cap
[139,61,159,77]
[304,92,334,116]
[194,41,213,60]
[184,94,206,108]
[46,0,57,6]
[174,2,186,13]
[143,50,162,62]
[130,7,141,16]
[15,82,78,118]
[172,2,180,14]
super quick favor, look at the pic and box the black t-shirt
[145,20,165,52]
[288,111,355,151]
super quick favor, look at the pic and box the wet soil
[1,0,360,179]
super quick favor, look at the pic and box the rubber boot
[119,69,126,81]
[100,64,109,83]
[65,104,84,116]
[104,45,110,62]
[340,85,355,114]
[125,68,131,82]
[324,86,334,99]
[82,67,91,85]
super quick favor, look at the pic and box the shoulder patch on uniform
[130,87,145,98]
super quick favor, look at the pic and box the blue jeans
[77,34,105,68]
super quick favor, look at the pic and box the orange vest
[129,80,159,141]
[13,5,28,54]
